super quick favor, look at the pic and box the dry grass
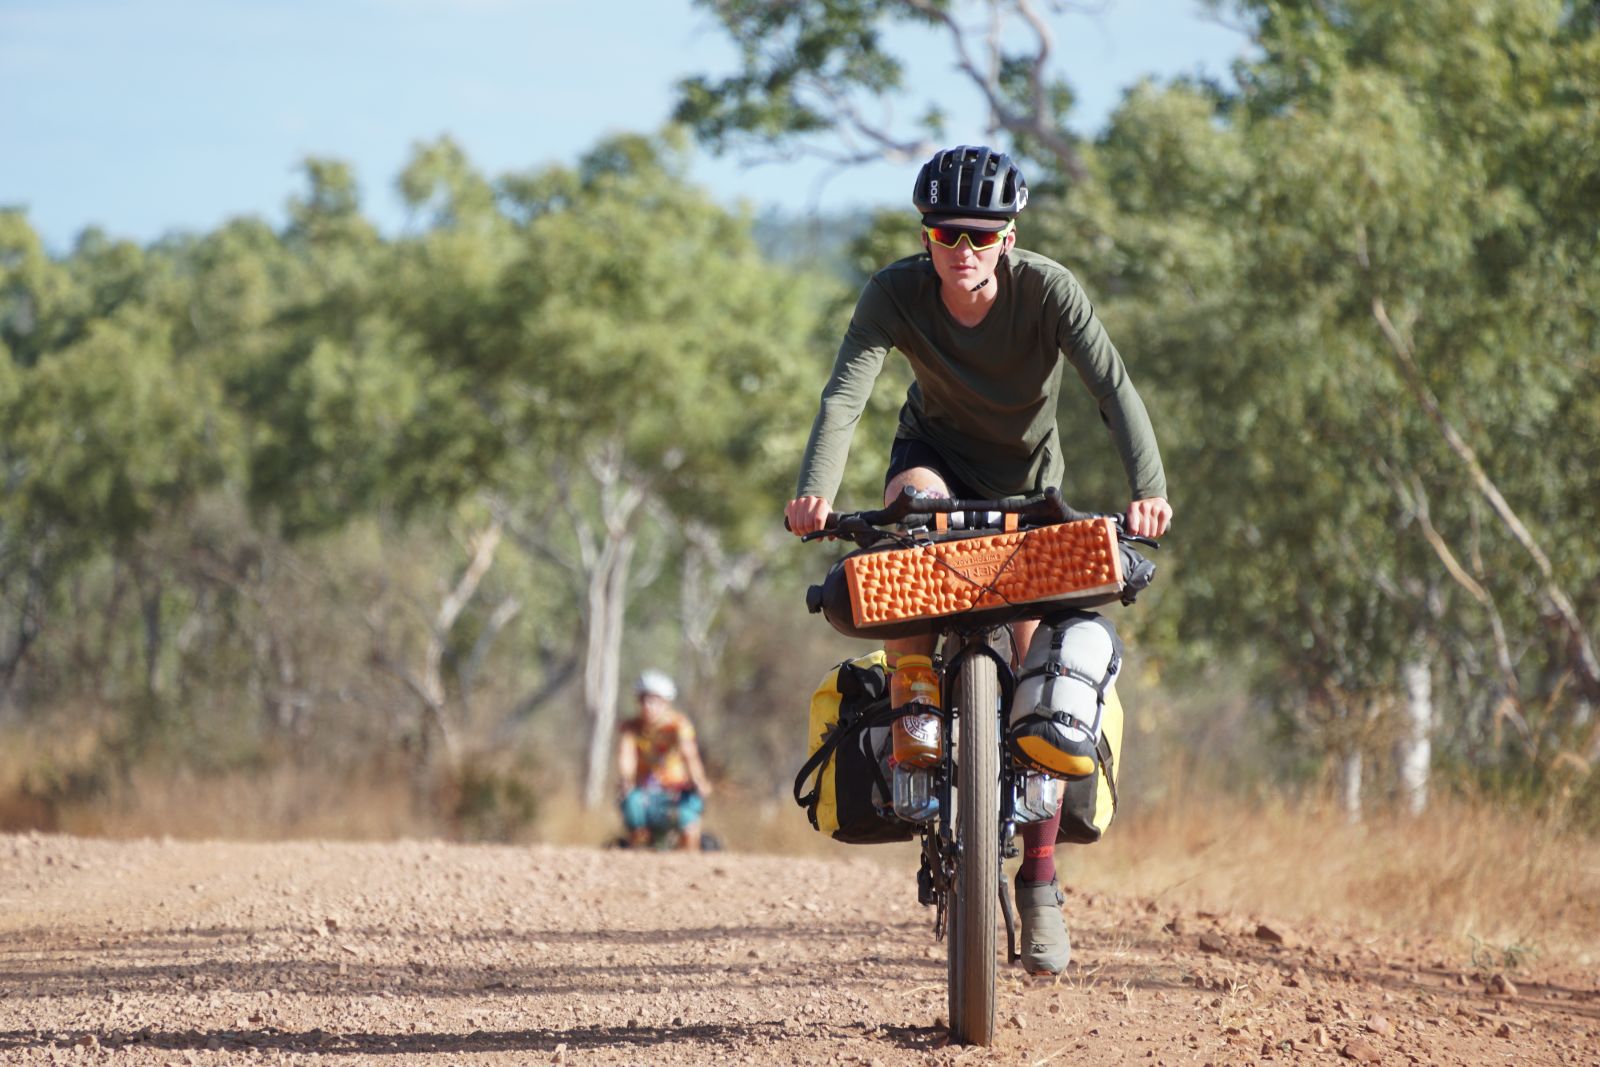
[535,775,1600,965]
[57,764,425,841]
[1072,790,1600,966]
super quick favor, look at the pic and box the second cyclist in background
[616,670,715,850]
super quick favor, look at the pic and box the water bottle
[890,655,942,768]
[1013,771,1062,824]
[892,761,939,822]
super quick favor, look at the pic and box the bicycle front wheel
[947,642,999,1045]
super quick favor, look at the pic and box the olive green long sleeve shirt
[796,248,1168,504]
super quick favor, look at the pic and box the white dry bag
[1007,611,1122,779]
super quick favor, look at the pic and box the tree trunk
[416,517,504,777]
[1370,295,1600,726]
[367,515,504,813]
[580,528,636,810]
[1397,657,1433,816]
[0,545,47,706]
[504,445,654,811]
[1340,748,1363,825]
[574,445,650,811]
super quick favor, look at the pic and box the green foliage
[675,0,937,152]
[0,127,853,832]
[1084,0,1600,778]
[6,2,1600,830]
[1,276,236,556]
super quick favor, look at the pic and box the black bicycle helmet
[912,145,1029,222]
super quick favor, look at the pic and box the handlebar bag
[793,651,917,845]
[808,519,1143,641]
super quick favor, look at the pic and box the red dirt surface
[2,832,1598,1065]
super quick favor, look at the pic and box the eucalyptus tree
[676,0,1600,817]
[384,133,833,807]
[510,137,831,807]
[0,214,244,705]
[1218,0,1600,806]
[1083,0,1600,812]
[676,0,1090,175]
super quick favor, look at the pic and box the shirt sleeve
[794,279,896,502]
[1055,278,1169,501]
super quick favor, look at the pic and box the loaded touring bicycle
[794,486,1157,1046]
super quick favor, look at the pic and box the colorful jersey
[796,248,1167,503]
[620,709,697,790]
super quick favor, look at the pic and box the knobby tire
[947,641,999,1045]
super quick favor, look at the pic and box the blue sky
[1,0,1251,252]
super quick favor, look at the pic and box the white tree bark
[368,515,505,783]
[576,445,646,811]
[580,530,636,810]
[497,443,660,811]
[1340,748,1364,825]
[1397,657,1433,816]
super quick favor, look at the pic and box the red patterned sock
[1018,807,1060,884]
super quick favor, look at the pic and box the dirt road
[2,832,1596,1064]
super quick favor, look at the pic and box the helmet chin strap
[970,276,990,292]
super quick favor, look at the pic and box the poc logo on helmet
[929,180,939,203]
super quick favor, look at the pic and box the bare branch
[1376,461,1487,604]
[903,0,1088,177]
[1369,295,1600,713]
[1015,0,1056,134]
[459,593,522,696]
[430,517,502,650]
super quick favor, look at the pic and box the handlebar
[799,486,1161,551]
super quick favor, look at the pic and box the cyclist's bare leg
[680,822,702,850]
[629,827,651,847]
[1010,620,1039,671]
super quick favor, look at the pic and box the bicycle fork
[915,685,1025,963]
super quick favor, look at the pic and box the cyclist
[616,670,714,850]
[784,145,1172,974]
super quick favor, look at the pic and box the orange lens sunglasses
[923,220,1014,251]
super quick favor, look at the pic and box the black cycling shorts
[884,437,984,500]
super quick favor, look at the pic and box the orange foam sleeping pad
[843,517,1124,626]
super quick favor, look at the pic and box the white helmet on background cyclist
[634,669,678,702]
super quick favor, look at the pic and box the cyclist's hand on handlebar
[1126,496,1172,539]
[785,496,832,537]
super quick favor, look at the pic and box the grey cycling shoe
[1015,874,1072,975]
